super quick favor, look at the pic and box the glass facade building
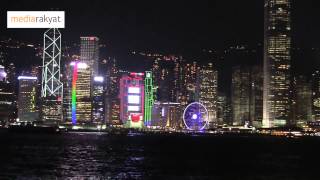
[263,0,291,127]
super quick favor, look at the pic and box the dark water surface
[0,132,319,179]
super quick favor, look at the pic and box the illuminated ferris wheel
[183,102,209,131]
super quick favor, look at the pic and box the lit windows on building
[263,0,291,128]
[18,76,38,122]
[119,72,145,128]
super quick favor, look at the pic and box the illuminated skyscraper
[119,72,145,128]
[80,37,99,77]
[105,58,121,125]
[41,28,63,123]
[92,76,105,124]
[199,63,218,127]
[263,0,291,127]
[312,71,320,121]
[0,68,16,125]
[70,61,91,124]
[144,71,154,126]
[18,76,39,122]
[184,62,198,103]
[74,37,99,124]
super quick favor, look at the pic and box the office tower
[217,93,233,125]
[293,76,312,126]
[144,71,154,126]
[152,58,176,102]
[184,62,198,103]
[312,71,320,121]
[119,72,145,128]
[18,76,39,122]
[70,61,91,124]
[0,68,16,125]
[41,28,63,123]
[199,63,218,127]
[80,37,99,77]
[173,57,187,105]
[74,37,99,124]
[105,58,121,125]
[92,76,105,124]
[62,55,77,123]
[232,66,251,126]
[232,66,263,127]
[250,66,264,127]
[263,0,291,127]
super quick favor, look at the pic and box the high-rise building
[92,76,105,124]
[263,0,291,127]
[217,93,232,125]
[41,28,63,123]
[119,72,145,128]
[293,76,312,126]
[80,37,99,77]
[199,63,218,127]
[232,66,251,126]
[250,66,264,127]
[18,76,39,122]
[105,58,121,125]
[232,66,263,127]
[0,69,16,125]
[184,62,198,103]
[312,71,320,121]
[144,71,154,126]
[72,37,100,124]
[70,61,91,124]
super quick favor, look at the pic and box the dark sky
[1,0,319,53]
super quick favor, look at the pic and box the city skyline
[1,0,320,129]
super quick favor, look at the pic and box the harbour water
[0,131,319,179]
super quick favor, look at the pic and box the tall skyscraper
[199,63,218,127]
[263,0,291,127]
[18,76,39,122]
[41,28,63,123]
[92,76,105,124]
[70,61,91,124]
[250,66,264,127]
[105,58,121,125]
[232,66,251,126]
[293,76,312,126]
[80,37,99,77]
[74,37,99,124]
[119,72,145,128]
[312,71,320,121]
[232,66,263,127]
[0,67,16,125]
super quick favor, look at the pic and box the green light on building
[144,71,154,126]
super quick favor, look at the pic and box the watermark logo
[7,11,65,28]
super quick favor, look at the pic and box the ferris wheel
[183,102,209,131]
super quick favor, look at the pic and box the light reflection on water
[0,132,318,179]
[0,132,145,179]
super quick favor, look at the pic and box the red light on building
[130,113,142,122]
[119,72,145,127]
